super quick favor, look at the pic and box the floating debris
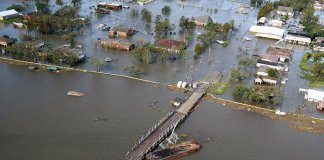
[146,140,201,160]
[67,91,85,97]
[93,118,107,121]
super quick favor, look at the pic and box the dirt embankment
[206,94,324,134]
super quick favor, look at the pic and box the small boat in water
[67,91,85,97]
[104,57,113,62]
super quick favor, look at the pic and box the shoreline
[0,57,160,85]
[1,57,324,134]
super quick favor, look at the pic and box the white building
[256,66,270,76]
[256,59,288,71]
[314,1,323,10]
[277,6,294,17]
[269,20,283,28]
[299,89,324,102]
[258,17,266,24]
[250,26,285,40]
[285,34,311,45]
[254,76,277,85]
[0,9,19,21]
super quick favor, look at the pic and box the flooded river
[0,63,324,160]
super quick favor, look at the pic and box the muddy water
[0,63,324,160]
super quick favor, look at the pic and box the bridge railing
[126,111,175,155]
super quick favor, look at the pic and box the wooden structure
[266,46,293,62]
[109,25,132,37]
[154,39,186,53]
[98,2,122,10]
[0,37,14,47]
[193,15,213,26]
[99,39,135,51]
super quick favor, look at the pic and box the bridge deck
[177,83,209,115]
[126,112,186,160]
[126,72,221,160]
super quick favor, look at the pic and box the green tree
[131,8,138,17]
[36,2,51,13]
[131,42,153,63]
[123,64,143,76]
[266,68,277,77]
[6,4,25,12]
[141,8,152,23]
[194,43,202,55]
[90,57,105,72]
[162,5,171,15]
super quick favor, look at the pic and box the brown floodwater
[0,63,323,160]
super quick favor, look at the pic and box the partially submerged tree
[90,57,105,72]
[123,64,143,76]
[141,8,152,23]
[162,5,171,15]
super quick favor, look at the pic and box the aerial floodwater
[0,64,324,160]
[1,0,324,159]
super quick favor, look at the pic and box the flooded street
[0,63,324,159]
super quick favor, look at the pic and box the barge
[145,140,201,160]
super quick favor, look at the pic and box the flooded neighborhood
[0,0,323,160]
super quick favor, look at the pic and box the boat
[67,91,85,97]
[146,140,201,160]
[104,57,113,62]
[216,40,225,45]
[123,5,130,9]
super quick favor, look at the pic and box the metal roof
[0,9,18,17]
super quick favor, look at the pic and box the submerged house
[285,34,311,46]
[269,20,283,28]
[154,39,187,53]
[277,6,294,17]
[98,2,122,10]
[256,66,270,76]
[256,59,288,71]
[249,26,285,40]
[0,37,14,47]
[260,54,279,63]
[314,37,324,52]
[109,25,132,37]
[299,89,324,102]
[255,76,277,85]
[266,46,294,62]
[99,39,135,51]
[193,15,213,26]
[0,9,19,21]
